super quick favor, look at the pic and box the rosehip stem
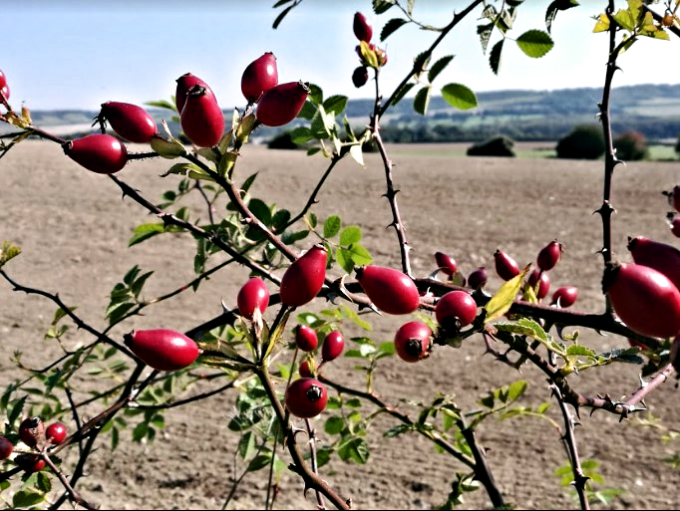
[41,453,97,510]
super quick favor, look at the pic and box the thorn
[220,299,230,314]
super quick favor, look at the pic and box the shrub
[267,130,301,150]
[467,136,516,157]
[555,124,605,160]
[614,130,649,161]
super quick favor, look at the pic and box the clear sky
[2,0,678,111]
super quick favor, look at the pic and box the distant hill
[5,83,680,143]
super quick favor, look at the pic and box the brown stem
[305,418,326,510]
[41,453,96,510]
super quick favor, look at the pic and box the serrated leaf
[248,454,272,472]
[565,345,596,358]
[336,247,354,274]
[323,95,348,116]
[516,29,554,58]
[593,12,610,33]
[338,437,369,464]
[130,271,154,298]
[413,86,431,116]
[546,0,579,33]
[477,22,494,53]
[8,395,28,427]
[13,491,44,508]
[248,198,272,226]
[0,241,21,268]
[484,265,531,322]
[290,126,314,145]
[238,431,256,460]
[347,244,372,267]
[507,380,527,402]
[381,18,408,41]
[350,144,364,167]
[373,0,396,15]
[391,82,415,107]
[428,55,454,83]
[489,39,504,75]
[339,226,362,246]
[128,223,164,247]
[323,215,342,238]
[441,83,478,110]
[325,416,345,435]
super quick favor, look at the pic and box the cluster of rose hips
[0,417,67,473]
[351,12,388,88]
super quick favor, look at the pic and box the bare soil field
[0,141,678,510]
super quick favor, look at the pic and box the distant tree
[467,136,515,157]
[614,130,649,161]
[556,124,605,160]
[267,131,300,150]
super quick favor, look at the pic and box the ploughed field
[0,141,678,509]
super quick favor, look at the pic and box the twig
[42,453,97,510]
[305,418,326,510]
[64,387,84,457]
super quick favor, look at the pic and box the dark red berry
[295,325,318,352]
[45,422,67,445]
[322,330,345,362]
[64,134,128,174]
[394,321,431,363]
[551,287,578,308]
[468,267,488,290]
[256,81,309,127]
[19,417,45,449]
[280,245,327,307]
[0,69,9,100]
[628,236,680,292]
[355,265,420,315]
[284,378,328,418]
[180,85,225,148]
[604,262,680,339]
[0,437,14,460]
[435,252,457,277]
[299,358,315,378]
[435,291,477,330]
[175,73,214,113]
[671,216,680,238]
[537,241,562,272]
[125,329,200,371]
[528,270,550,300]
[237,277,269,320]
[352,66,369,88]
[671,185,680,214]
[353,12,373,42]
[15,454,45,473]
[100,101,158,143]
[494,250,520,281]
[241,52,278,103]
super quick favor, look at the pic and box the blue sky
[2,1,678,111]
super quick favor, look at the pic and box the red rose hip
[353,12,373,42]
[180,85,225,147]
[537,241,562,271]
[280,245,327,307]
[551,287,578,308]
[494,250,520,281]
[125,329,200,371]
[19,417,45,449]
[299,358,316,378]
[64,134,128,174]
[528,270,550,300]
[237,277,270,320]
[46,422,67,445]
[394,321,432,363]
[435,291,477,330]
[100,102,158,143]
[285,378,328,418]
[241,52,278,103]
[295,325,318,352]
[468,267,488,290]
[256,81,309,127]
[322,330,345,362]
[435,252,457,277]
[175,72,214,113]
[352,66,369,88]
[628,236,680,292]
[355,265,420,315]
[15,454,45,473]
[0,437,13,460]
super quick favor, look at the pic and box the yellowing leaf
[484,264,531,323]
[593,13,610,33]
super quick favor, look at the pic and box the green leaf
[428,55,455,83]
[272,3,296,29]
[441,83,478,111]
[566,345,596,358]
[248,454,272,472]
[144,99,176,112]
[516,29,554,58]
[347,244,372,266]
[130,271,154,298]
[290,126,314,144]
[349,144,364,167]
[484,265,530,322]
[325,416,345,435]
[281,230,309,245]
[323,95,348,116]
[13,491,44,508]
[384,424,413,437]
[107,302,136,325]
[339,226,362,246]
[381,18,408,41]
[271,209,291,233]
[0,241,22,268]
[413,86,431,116]
[477,22,494,53]
[373,0,396,15]
[336,247,354,274]
[338,437,370,464]
[238,431,256,460]
[507,380,527,402]
[489,39,504,75]
[545,0,579,33]
[391,83,415,107]
[36,472,51,493]
[323,215,342,238]
[248,198,272,226]
[8,395,28,427]
[129,223,164,247]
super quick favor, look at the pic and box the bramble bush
[0,1,679,510]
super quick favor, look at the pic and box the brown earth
[0,141,678,510]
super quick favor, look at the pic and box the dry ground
[0,141,678,509]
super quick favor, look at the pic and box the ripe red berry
[46,422,67,446]
[468,267,488,290]
[435,291,477,330]
[180,85,225,148]
[355,265,420,315]
[280,245,327,307]
[353,12,373,42]
[0,437,14,460]
[537,240,562,272]
[435,252,457,277]
[15,454,45,473]
[100,102,158,143]
[299,358,316,378]
[528,270,550,300]
[241,52,278,104]
[670,216,680,238]
[175,73,214,113]
[494,250,520,281]
[671,185,680,214]
[352,66,369,88]
[125,329,200,371]
[19,417,45,449]
[64,134,128,174]
[295,325,318,352]
[285,378,328,418]
[322,330,345,362]
[604,262,680,339]
[628,236,680,292]
[237,277,270,320]
[0,84,8,101]
[0,69,9,100]
[256,81,309,127]
[394,321,432,363]
[551,287,578,308]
